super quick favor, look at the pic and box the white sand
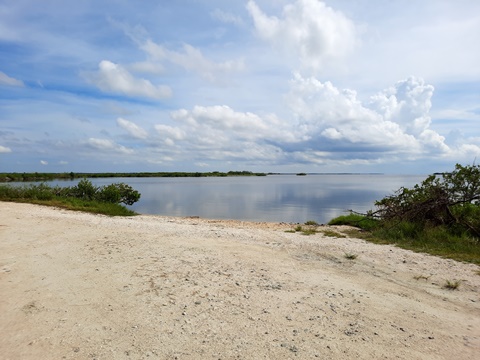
[1,202,479,359]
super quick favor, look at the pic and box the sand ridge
[1,202,479,359]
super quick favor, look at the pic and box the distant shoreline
[0,171,267,182]
[0,171,387,182]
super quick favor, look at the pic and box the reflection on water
[93,174,424,223]
[11,174,425,223]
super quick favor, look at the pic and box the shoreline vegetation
[0,179,139,216]
[1,164,479,265]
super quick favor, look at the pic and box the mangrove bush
[329,163,480,264]
[0,179,140,216]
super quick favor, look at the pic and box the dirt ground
[1,202,479,359]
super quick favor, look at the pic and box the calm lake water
[27,174,426,224]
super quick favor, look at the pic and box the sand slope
[1,202,479,359]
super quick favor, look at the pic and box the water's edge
[8,175,425,224]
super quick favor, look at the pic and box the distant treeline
[0,171,267,182]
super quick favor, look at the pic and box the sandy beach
[1,202,479,359]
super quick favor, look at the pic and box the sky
[1,0,480,174]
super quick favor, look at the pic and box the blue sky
[1,0,479,174]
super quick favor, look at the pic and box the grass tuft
[300,228,318,236]
[322,230,346,238]
[443,280,461,290]
[289,224,320,235]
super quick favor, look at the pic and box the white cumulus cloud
[142,105,293,164]
[247,0,357,73]
[171,105,293,144]
[145,75,454,167]
[86,60,172,100]
[286,74,450,157]
[368,77,434,136]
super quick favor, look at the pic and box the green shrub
[28,183,56,200]
[374,163,480,237]
[97,183,122,203]
[0,185,23,198]
[327,165,480,264]
[71,178,98,200]
[97,183,141,205]
[0,180,140,216]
